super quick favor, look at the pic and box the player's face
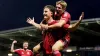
[56,4,64,15]
[43,8,52,20]
[23,42,28,49]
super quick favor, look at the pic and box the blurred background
[0,0,100,56]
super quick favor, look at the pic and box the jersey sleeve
[62,12,71,29]
[15,49,20,54]
[61,12,71,23]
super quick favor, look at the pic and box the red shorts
[43,34,70,54]
[39,42,52,56]
[43,35,53,55]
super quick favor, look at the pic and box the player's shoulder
[64,11,70,16]
[62,11,71,18]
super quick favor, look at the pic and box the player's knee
[33,47,39,53]
[52,45,59,51]
[33,47,36,52]
[52,44,63,51]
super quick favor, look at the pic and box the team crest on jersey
[27,52,30,55]
[21,52,24,54]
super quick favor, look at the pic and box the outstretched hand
[12,40,17,44]
[79,12,84,21]
[26,17,35,25]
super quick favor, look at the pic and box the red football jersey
[42,11,71,55]
[15,49,33,56]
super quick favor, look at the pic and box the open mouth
[44,14,47,17]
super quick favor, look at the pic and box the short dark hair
[44,5,55,18]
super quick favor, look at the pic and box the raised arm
[11,40,17,52]
[64,12,84,31]
[26,17,42,30]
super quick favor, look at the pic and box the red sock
[53,50,61,56]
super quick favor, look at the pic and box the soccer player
[11,40,33,56]
[27,4,84,56]
[40,1,84,56]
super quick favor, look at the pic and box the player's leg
[33,41,43,56]
[52,39,69,56]
[52,40,63,56]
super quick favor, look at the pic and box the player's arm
[39,19,67,30]
[64,18,82,31]
[10,40,17,52]
[26,17,42,30]
[48,13,70,29]
[64,12,84,31]
[40,15,70,29]
[32,22,41,29]
[48,19,66,28]
[47,17,69,29]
